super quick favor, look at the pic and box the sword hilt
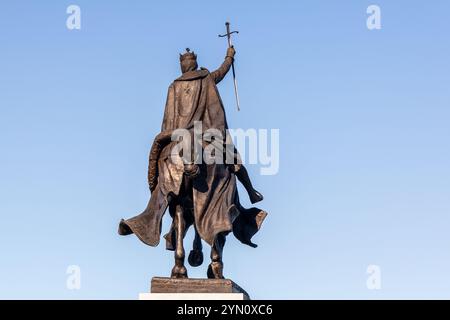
[218,21,239,47]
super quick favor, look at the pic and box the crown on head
[179,48,197,62]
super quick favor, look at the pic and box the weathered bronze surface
[118,41,267,280]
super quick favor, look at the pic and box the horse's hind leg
[207,233,226,279]
[171,204,188,278]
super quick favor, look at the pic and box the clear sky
[1,1,449,299]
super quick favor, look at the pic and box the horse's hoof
[207,262,224,279]
[188,249,204,267]
[171,265,188,279]
[250,189,264,204]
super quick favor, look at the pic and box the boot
[235,165,264,204]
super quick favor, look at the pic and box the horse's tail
[188,227,203,267]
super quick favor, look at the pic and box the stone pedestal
[139,277,250,300]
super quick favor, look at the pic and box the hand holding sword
[219,22,240,111]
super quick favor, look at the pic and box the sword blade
[231,62,240,111]
[221,21,240,111]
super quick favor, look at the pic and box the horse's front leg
[171,204,188,278]
[207,233,226,279]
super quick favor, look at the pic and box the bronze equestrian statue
[118,45,267,279]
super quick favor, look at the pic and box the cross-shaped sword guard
[218,22,239,47]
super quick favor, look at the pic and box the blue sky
[0,1,449,299]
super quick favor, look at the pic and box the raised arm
[211,47,236,84]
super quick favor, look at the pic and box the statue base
[138,277,250,300]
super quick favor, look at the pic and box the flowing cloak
[118,67,267,249]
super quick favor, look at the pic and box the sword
[219,22,240,111]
